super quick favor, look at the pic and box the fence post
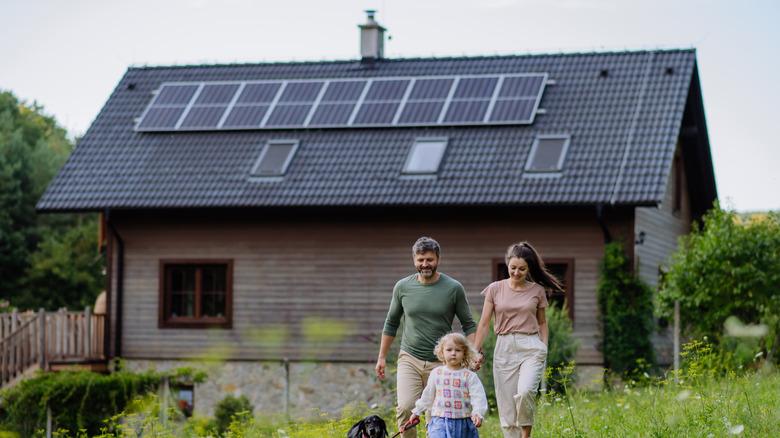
[38,308,46,370]
[85,306,92,358]
[673,300,680,383]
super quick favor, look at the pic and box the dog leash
[389,417,420,438]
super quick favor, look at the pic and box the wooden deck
[0,308,106,387]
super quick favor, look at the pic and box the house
[36,13,716,416]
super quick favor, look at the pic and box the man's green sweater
[383,273,477,362]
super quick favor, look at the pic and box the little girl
[409,333,488,438]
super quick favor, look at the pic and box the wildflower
[676,390,691,401]
[729,425,744,435]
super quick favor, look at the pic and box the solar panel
[136,73,548,131]
[453,77,498,99]
[195,84,240,104]
[398,101,445,124]
[279,82,323,102]
[265,104,312,126]
[222,105,270,128]
[489,99,536,122]
[409,78,453,99]
[353,102,400,125]
[155,85,199,105]
[499,76,545,98]
[180,106,226,129]
[365,80,410,101]
[137,107,187,129]
[322,81,366,102]
[309,103,356,125]
[443,100,490,123]
[237,83,281,103]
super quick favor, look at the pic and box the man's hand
[375,357,386,380]
[471,413,482,427]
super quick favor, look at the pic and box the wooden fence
[0,308,105,387]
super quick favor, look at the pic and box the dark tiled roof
[38,49,699,211]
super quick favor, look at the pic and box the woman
[474,242,564,438]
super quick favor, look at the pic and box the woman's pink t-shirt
[481,280,548,335]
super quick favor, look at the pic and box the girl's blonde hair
[433,333,479,369]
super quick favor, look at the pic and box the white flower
[676,390,692,401]
[729,425,745,435]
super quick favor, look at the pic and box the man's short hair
[412,236,440,258]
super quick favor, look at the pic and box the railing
[0,308,105,387]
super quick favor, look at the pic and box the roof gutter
[105,208,124,357]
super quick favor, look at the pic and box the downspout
[105,209,124,358]
[595,203,611,376]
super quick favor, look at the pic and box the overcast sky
[1,0,778,211]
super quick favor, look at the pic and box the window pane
[201,265,226,317]
[528,138,567,171]
[252,143,296,176]
[169,266,196,317]
[404,140,447,174]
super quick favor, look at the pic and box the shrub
[658,206,780,364]
[597,241,656,378]
[0,370,163,436]
[214,395,253,435]
[545,304,579,391]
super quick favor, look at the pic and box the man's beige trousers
[396,350,438,438]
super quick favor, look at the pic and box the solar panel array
[136,73,548,131]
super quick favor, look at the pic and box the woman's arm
[537,307,548,345]
[474,300,495,353]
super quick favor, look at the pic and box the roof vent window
[250,140,299,177]
[525,136,570,173]
[403,138,448,174]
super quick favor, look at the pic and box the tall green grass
[20,371,775,437]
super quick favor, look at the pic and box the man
[376,236,477,438]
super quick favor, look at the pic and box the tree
[597,241,656,377]
[657,205,780,362]
[0,90,102,309]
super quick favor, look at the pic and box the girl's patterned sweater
[412,366,488,419]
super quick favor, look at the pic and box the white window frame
[524,135,571,173]
[402,137,449,175]
[249,139,300,178]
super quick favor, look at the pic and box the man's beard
[417,266,437,278]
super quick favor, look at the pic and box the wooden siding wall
[635,142,692,364]
[110,209,631,365]
[634,143,692,288]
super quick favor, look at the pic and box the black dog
[347,415,388,438]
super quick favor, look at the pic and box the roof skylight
[525,136,570,173]
[403,138,448,174]
[250,140,299,177]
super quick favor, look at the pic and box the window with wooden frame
[159,260,233,328]
[493,257,574,320]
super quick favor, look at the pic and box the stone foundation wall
[124,360,395,418]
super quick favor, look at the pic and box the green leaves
[0,90,101,310]
[657,205,780,351]
[597,242,656,377]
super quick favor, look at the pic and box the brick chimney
[359,10,386,62]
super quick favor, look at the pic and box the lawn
[215,371,780,437]
[5,370,777,437]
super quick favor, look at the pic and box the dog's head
[347,415,388,438]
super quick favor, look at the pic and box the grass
[7,370,778,437]
[261,371,779,437]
